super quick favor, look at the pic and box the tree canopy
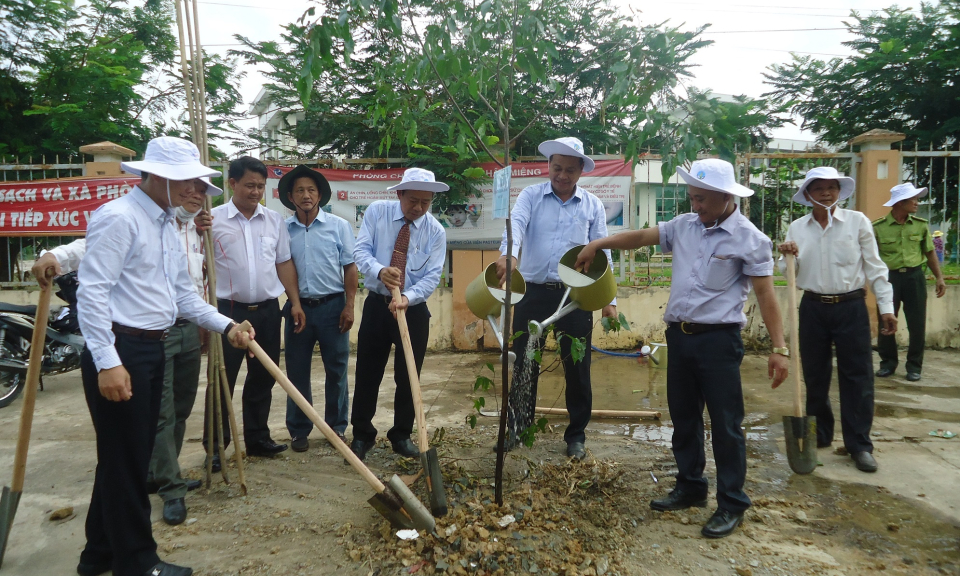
[0,0,245,159]
[764,1,960,147]
[234,0,787,184]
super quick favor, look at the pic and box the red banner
[0,176,140,236]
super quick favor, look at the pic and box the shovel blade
[387,475,436,533]
[367,492,414,530]
[421,448,448,517]
[783,415,818,475]
[0,486,23,567]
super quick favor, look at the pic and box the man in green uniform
[873,183,947,382]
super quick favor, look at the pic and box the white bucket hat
[387,167,450,193]
[792,166,855,207]
[538,137,595,173]
[121,137,219,193]
[676,158,753,197]
[883,182,927,207]
[200,176,223,197]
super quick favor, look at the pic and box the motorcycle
[0,272,84,408]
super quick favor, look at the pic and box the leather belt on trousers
[173,318,191,327]
[669,322,740,335]
[803,288,866,304]
[218,298,276,312]
[112,322,169,341]
[301,292,344,307]
[530,282,565,290]
[890,265,921,274]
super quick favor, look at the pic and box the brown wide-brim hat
[278,165,332,211]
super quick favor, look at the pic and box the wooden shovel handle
[11,278,54,491]
[785,254,803,418]
[240,326,385,494]
[390,288,430,452]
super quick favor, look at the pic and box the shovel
[0,275,53,566]
[782,254,818,474]
[391,287,447,517]
[239,325,435,532]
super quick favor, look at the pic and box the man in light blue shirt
[495,137,617,461]
[576,158,788,539]
[349,168,448,460]
[279,165,358,453]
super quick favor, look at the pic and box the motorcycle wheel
[0,343,25,408]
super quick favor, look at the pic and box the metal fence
[899,142,960,263]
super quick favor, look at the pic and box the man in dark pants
[495,137,617,461]
[350,168,447,461]
[206,156,305,469]
[75,137,252,576]
[578,158,789,538]
[279,165,358,451]
[779,166,897,473]
[873,183,946,381]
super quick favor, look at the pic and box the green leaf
[468,414,477,429]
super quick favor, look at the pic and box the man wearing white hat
[873,183,946,382]
[576,158,789,538]
[494,136,617,462]
[349,168,447,460]
[75,136,253,576]
[778,166,896,474]
[32,178,221,526]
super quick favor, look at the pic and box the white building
[248,87,304,160]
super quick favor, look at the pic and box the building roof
[78,141,136,156]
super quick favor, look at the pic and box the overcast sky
[192,0,905,151]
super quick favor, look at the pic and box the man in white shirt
[74,136,252,576]
[778,167,897,473]
[205,157,305,470]
[32,182,219,526]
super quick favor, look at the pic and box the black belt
[112,322,169,341]
[889,265,922,274]
[368,292,393,303]
[218,298,277,312]
[803,288,866,304]
[301,292,344,307]
[669,322,740,335]
[173,318,191,327]
[530,282,565,290]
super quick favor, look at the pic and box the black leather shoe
[701,508,744,538]
[186,479,202,491]
[391,438,420,458]
[566,442,586,461]
[77,560,111,576]
[875,367,895,378]
[350,438,375,461]
[291,437,309,452]
[144,561,193,576]
[207,452,221,473]
[246,439,288,457]
[650,489,708,511]
[852,451,878,472]
[906,372,921,382]
[163,497,187,526]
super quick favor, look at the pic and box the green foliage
[600,312,630,333]
[518,417,549,447]
[1,0,246,158]
[765,3,960,147]
[469,362,497,429]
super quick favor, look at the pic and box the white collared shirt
[779,208,894,314]
[211,200,291,303]
[77,187,232,371]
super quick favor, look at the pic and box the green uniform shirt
[872,212,934,270]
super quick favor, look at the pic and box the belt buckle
[247,304,259,311]
[159,329,169,341]
[820,295,839,304]
[680,322,694,335]
[897,268,907,273]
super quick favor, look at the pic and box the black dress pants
[204,298,281,449]
[508,283,593,445]
[877,266,927,374]
[79,333,165,576]
[665,324,750,513]
[799,294,874,453]
[351,295,430,443]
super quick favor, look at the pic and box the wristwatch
[225,321,239,335]
[772,346,789,357]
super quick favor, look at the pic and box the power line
[703,27,848,34]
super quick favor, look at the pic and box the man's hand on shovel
[227,321,256,357]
